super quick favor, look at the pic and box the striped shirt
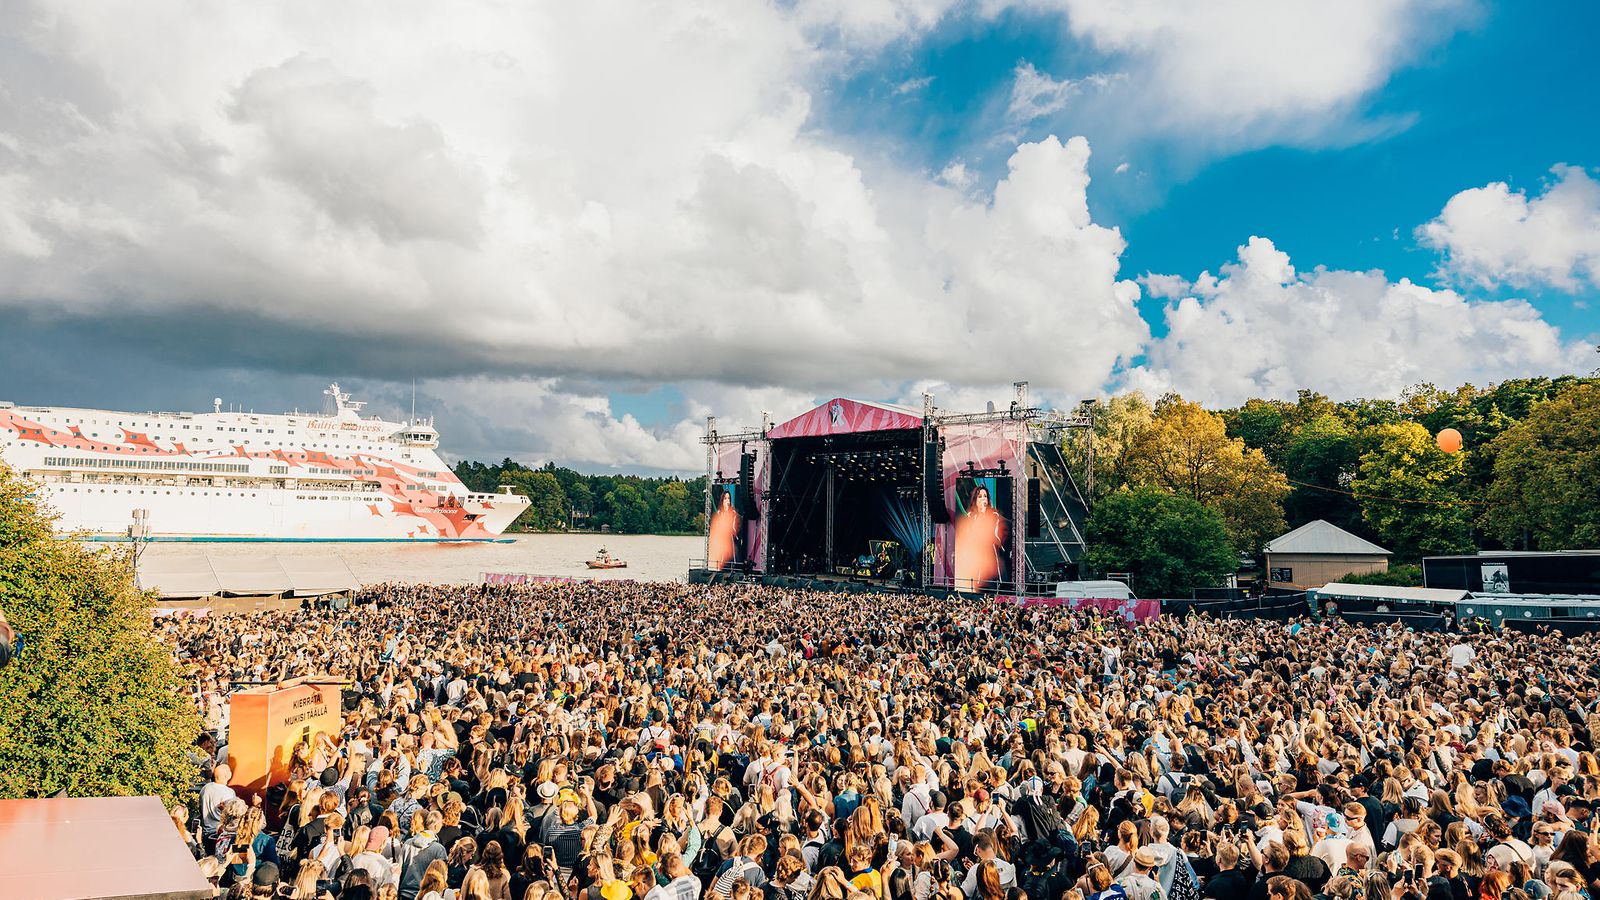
[646,875,703,900]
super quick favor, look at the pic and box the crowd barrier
[1165,593,1310,621]
[1335,610,1453,631]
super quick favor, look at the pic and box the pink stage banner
[1003,595,1161,622]
[766,398,923,440]
[484,573,601,585]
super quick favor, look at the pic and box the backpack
[760,761,783,793]
[1019,835,1082,900]
[695,825,732,883]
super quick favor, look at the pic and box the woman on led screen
[954,482,1007,590]
[708,486,742,570]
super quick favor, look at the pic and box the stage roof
[0,795,212,899]
[767,397,924,440]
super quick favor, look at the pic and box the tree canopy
[1481,384,1600,549]
[1084,486,1237,599]
[1072,375,1598,572]
[1124,395,1289,554]
[0,461,201,802]
[452,458,706,534]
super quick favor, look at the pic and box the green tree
[605,484,653,533]
[502,470,569,531]
[1062,392,1154,501]
[1126,396,1289,554]
[654,481,695,533]
[1084,487,1237,599]
[1350,422,1474,560]
[0,462,202,802]
[1281,413,1362,533]
[1222,397,1291,465]
[1334,564,1423,587]
[1481,384,1600,550]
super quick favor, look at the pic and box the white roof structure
[1264,520,1390,556]
[138,552,360,598]
[1316,582,1469,604]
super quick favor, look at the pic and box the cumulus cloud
[1003,0,1468,148]
[0,1,1156,469]
[1126,237,1595,406]
[1418,164,1600,291]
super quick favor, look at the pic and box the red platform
[0,795,211,900]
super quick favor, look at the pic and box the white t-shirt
[1448,642,1476,669]
[1103,646,1121,677]
[200,781,237,837]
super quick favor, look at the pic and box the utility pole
[129,509,152,580]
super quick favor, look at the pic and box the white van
[1053,579,1137,600]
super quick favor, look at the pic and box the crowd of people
[161,580,1600,900]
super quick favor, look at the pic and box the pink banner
[483,573,593,585]
[766,398,923,440]
[1007,595,1161,622]
[483,573,529,584]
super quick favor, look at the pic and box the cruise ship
[0,384,529,541]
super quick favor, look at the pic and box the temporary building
[137,551,360,599]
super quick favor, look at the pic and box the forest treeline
[1072,376,1599,595]
[452,460,706,534]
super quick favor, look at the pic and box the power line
[1284,476,1487,507]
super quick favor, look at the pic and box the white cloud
[937,161,975,190]
[1127,236,1595,406]
[1008,62,1080,121]
[420,377,709,472]
[894,75,935,95]
[1113,162,1130,174]
[1138,272,1189,299]
[1004,0,1468,148]
[0,1,1154,470]
[1418,164,1600,292]
[790,0,963,45]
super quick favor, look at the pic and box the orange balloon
[1436,428,1463,453]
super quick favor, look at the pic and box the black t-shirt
[1357,796,1387,845]
[1204,868,1255,900]
[1189,855,1220,882]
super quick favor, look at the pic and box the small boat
[586,547,627,569]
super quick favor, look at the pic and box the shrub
[0,461,201,803]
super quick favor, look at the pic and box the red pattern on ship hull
[0,411,496,539]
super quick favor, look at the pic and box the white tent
[138,551,358,598]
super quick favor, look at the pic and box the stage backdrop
[935,420,1027,591]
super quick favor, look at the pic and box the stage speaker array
[738,452,760,520]
[924,439,950,524]
[1027,478,1042,537]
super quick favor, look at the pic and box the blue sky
[830,0,1599,334]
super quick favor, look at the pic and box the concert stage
[692,385,1092,596]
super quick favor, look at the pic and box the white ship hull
[0,384,529,541]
